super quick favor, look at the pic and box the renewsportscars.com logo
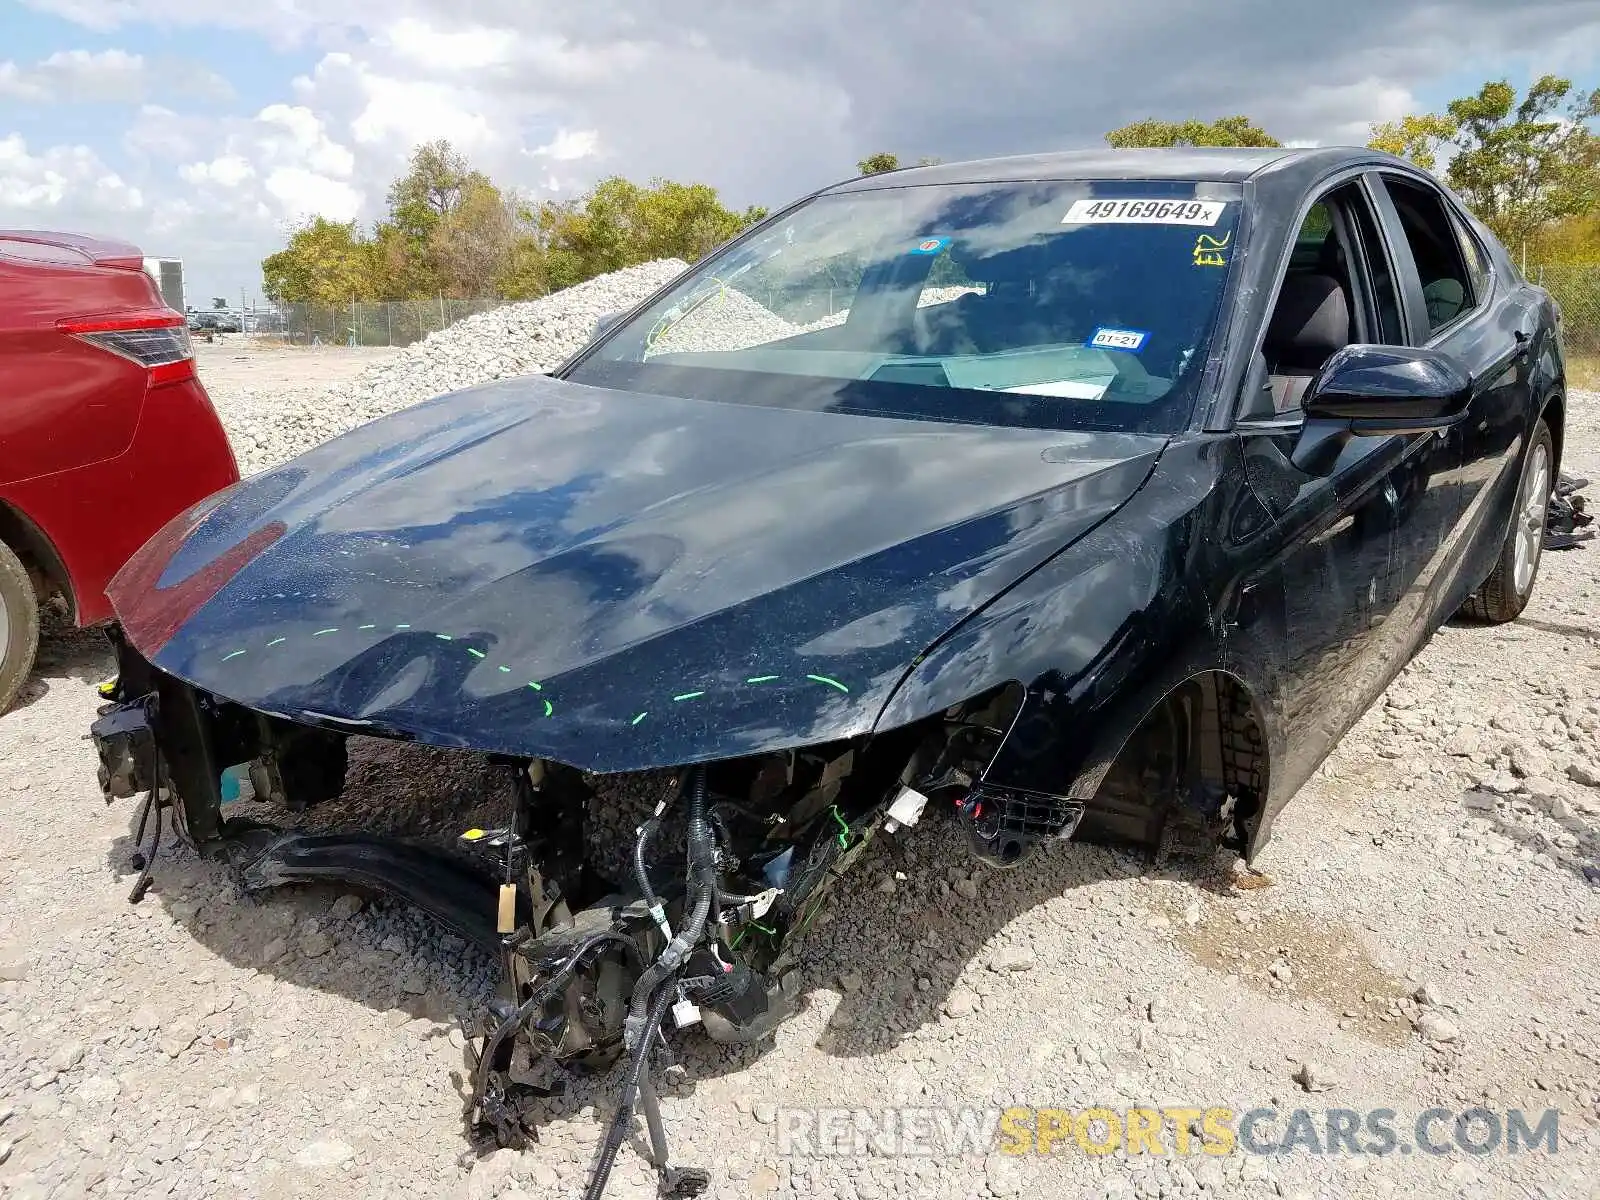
[996,1107,1561,1158]
[771,1106,1562,1159]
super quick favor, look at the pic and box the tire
[1462,418,1554,624]
[0,537,41,714]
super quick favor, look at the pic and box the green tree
[536,176,765,290]
[1528,213,1600,265]
[260,217,380,305]
[1441,76,1600,252]
[857,152,901,175]
[385,140,485,238]
[259,138,768,304]
[373,139,498,297]
[496,225,551,301]
[1367,113,1459,171]
[429,176,518,298]
[369,222,418,300]
[1106,116,1281,148]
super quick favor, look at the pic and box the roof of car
[826,146,1392,192]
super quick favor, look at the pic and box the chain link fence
[1533,264,1600,355]
[246,298,504,347]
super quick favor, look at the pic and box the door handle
[1514,328,1532,360]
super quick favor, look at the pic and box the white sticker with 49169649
[1062,198,1226,226]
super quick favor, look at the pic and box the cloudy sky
[5,0,1600,304]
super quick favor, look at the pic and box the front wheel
[1462,418,1554,624]
[0,537,41,713]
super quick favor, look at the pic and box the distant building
[142,257,184,314]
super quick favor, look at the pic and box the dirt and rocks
[0,337,1596,1200]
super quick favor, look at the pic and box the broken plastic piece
[883,784,930,833]
[957,783,1085,868]
[220,763,255,805]
[747,887,781,919]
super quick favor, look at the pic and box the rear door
[1368,171,1538,616]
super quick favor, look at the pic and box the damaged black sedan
[91,147,1564,1196]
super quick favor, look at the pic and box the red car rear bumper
[0,377,239,626]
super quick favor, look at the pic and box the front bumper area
[87,627,1077,1199]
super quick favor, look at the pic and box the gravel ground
[1,284,1597,1200]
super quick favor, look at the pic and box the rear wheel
[1462,418,1554,624]
[0,537,40,713]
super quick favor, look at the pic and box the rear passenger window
[1451,213,1492,300]
[1380,175,1475,334]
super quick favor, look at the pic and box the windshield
[564,179,1243,434]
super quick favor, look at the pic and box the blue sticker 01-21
[910,237,951,255]
[1087,326,1150,353]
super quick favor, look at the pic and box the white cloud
[179,154,256,187]
[384,18,518,71]
[0,47,230,103]
[122,104,214,162]
[0,133,143,212]
[255,104,355,178]
[15,0,145,32]
[348,75,493,152]
[531,129,599,162]
[1274,79,1419,145]
[0,64,48,101]
[0,93,364,307]
[18,0,339,44]
[12,0,1600,305]
[160,104,363,223]
[261,166,361,221]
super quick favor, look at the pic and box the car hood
[110,373,1163,772]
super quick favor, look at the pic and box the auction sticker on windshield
[1062,199,1227,226]
[1087,327,1150,352]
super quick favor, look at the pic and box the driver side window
[1254,182,1401,415]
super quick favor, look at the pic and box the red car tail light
[57,309,196,387]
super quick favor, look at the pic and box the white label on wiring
[1062,198,1227,226]
[672,999,701,1028]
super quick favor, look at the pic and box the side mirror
[1292,345,1473,474]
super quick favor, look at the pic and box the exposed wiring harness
[634,797,674,943]
[467,928,645,1127]
[583,765,718,1200]
[581,981,677,1200]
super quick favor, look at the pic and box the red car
[0,231,239,711]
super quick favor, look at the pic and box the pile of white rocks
[232,259,689,476]
[649,282,984,356]
[647,285,805,355]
